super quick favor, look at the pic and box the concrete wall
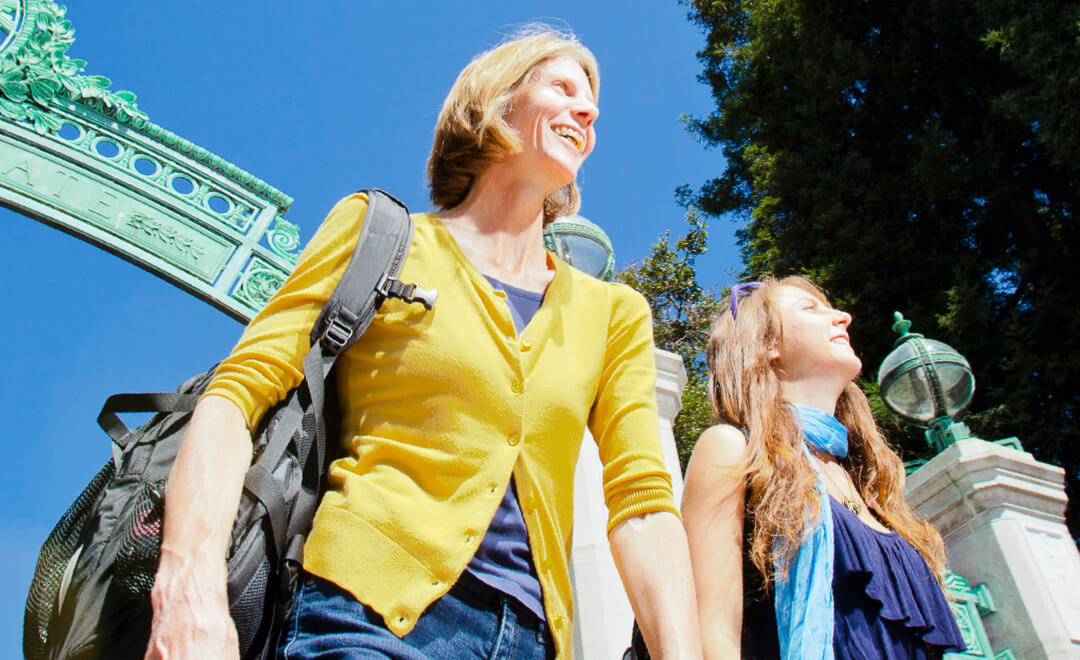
[907,439,1080,659]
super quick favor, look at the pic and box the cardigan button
[511,380,524,395]
[507,433,520,446]
[520,337,533,351]
[554,616,567,630]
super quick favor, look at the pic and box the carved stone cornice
[906,437,1068,538]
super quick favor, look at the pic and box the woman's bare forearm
[610,511,703,660]
[145,394,253,659]
[160,395,252,563]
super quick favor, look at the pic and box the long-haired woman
[682,276,965,659]
[145,27,700,660]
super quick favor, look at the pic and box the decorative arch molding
[0,0,301,321]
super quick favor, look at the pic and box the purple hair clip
[730,282,762,320]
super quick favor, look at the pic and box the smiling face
[504,55,598,190]
[770,284,862,384]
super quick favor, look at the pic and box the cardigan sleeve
[588,283,680,532]
[202,193,370,430]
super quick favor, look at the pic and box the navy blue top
[743,497,966,659]
[463,277,546,620]
[830,497,965,658]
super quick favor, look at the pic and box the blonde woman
[146,28,700,660]
[683,276,965,659]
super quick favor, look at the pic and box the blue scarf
[773,404,848,660]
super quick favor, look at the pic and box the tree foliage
[685,0,1080,536]
[618,210,723,468]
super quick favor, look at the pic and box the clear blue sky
[1,2,739,653]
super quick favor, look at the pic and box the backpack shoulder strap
[96,189,436,444]
[293,189,433,489]
[310,189,436,360]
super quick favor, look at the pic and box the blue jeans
[278,571,554,659]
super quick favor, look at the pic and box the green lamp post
[543,214,615,281]
[877,312,976,454]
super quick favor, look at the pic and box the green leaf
[0,95,27,120]
[81,74,111,89]
[56,57,86,77]
[0,79,28,101]
[27,76,60,105]
[31,108,64,135]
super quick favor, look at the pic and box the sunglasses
[729,282,762,320]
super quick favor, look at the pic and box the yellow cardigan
[205,193,677,657]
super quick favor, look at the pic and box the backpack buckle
[321,307,359,355]
[379,276,438,310]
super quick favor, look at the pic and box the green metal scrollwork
[0,0,146,133]
[0,0,302,321]
[942,570,1013,660]
[266,213,302,260]
[232,258,287,311]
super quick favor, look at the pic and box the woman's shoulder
[325,192,429,225]
[577,271,649,312]
[682,424,748,516]
[328,191,371,216]
[553,261,651,320]
[688,424,749,478]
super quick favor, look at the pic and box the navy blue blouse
[742,497,967,659]
[830,496,966,658]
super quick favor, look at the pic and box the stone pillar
[905,438,1080,659]
[570,349,688,659]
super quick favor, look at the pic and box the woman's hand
[144,395,253,659]
[681,424,748,660]
[144,550,239,660]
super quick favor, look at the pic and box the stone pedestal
[906,438,1080,659]
[570,350,687,659]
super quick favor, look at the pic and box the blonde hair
[427,26,599,226]
[706,275,947,586]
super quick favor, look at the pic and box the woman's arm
[681,424,748,660]
[586,285,700,657]
[145,395,252,660]
[144,195,371,658]
[610,511,703,659]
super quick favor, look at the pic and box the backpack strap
[95,189,436,452]
[97,392,200,448]
[312,189,436,359]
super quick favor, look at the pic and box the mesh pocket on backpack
[231,556,271,657]
[113,481,165,599]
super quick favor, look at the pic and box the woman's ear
[766,340,781,361]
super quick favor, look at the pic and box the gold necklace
[816,460,863,515]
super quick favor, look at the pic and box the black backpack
[23,190,438,660]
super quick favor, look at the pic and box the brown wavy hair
[705,275,946,587]
[426,25,599,226]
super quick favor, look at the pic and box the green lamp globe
[543,214,615,281]
[877,312,975,427]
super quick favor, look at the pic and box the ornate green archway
[0,0,301,321]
